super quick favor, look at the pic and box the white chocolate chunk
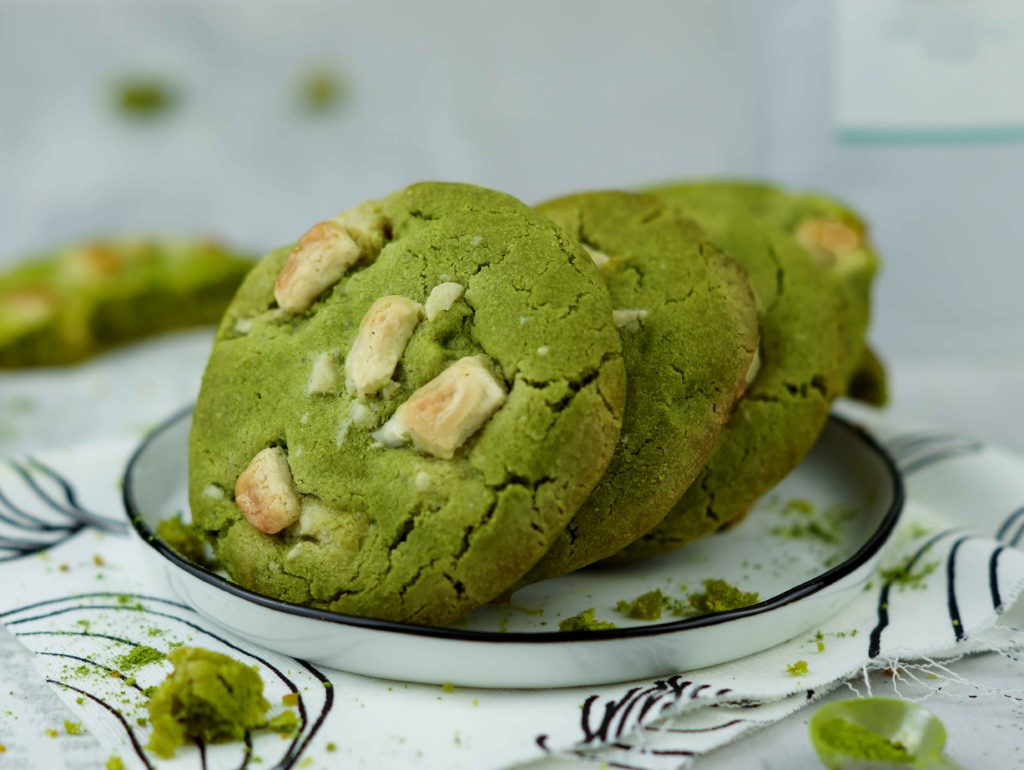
[536,346,550,356]
[423,282,465,321]
[414,471,432,491]
[350,401,376,427]
[234,447,301,534]
[345,295,422,396]
[745,346,762,388]
[336,401,378,446]
[612,308,648,330]
[372,355,507,459]
[274,221,362,313]
[584,245,611,268]
[233,317,254,335]
[794,219,863,266]
[298,496,335,537]
[306,351,341,395]
[202,483,226,500]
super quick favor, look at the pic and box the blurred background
[1,0,1021,380]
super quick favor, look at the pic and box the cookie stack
[189,181,883,626]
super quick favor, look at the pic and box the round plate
[123,409,902,688]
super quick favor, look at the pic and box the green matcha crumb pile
[615,590,669,620]
[156,514,213,567]
[117,645,165,671]
[686,579,760,615]
[146,647,298,759]
[558,609,617,632]
[817,719,914,763]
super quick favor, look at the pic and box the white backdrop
[1,0,1021,361]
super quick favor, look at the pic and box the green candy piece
[526,191,758,580]
[191,182,626,626]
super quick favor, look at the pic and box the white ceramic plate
[123,409,902,689]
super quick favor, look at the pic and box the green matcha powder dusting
[818,719,914,763]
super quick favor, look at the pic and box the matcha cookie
[189,182,627,626]
[521,191,758,582]
[608,205,844,562]
[0,237,252,367]
[644,180,884,403]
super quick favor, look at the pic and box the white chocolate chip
[297,496,334,537]
[745,346,762,388]
[584,245,611,268]
[536,346,550,356]
[518,316,529,326]
[612,308,648,330]
[414,471,432,491]
[345,295,423,397]
[201,483,225,500]
[350,401,376,427]
[300,412,310,425]
[423,282,465,321]
[372,355,507,459]
[274,221,363,313]
[234,447,301,534]
[233,317,254,335]
[306,351,341,396]
[292,446,303,458]
[470,235,482,246]
[794,219,863,267]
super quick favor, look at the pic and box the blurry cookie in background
[645,180,887,406]
[524,191,758,582]
[608,208,845,563]
[0,238,253,368]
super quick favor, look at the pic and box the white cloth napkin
[2,337,1024,770]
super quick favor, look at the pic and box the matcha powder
[817,719,914,764]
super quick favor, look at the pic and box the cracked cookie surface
[607,203,845,562]
[189,182,626,626]
[643,180,884,403]
[522,191,758,582]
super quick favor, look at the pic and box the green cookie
[523,191,759,581]
[0,238,252,368]
[608,205,844,562]
[189,182,627,626]
[644,180,885,404]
